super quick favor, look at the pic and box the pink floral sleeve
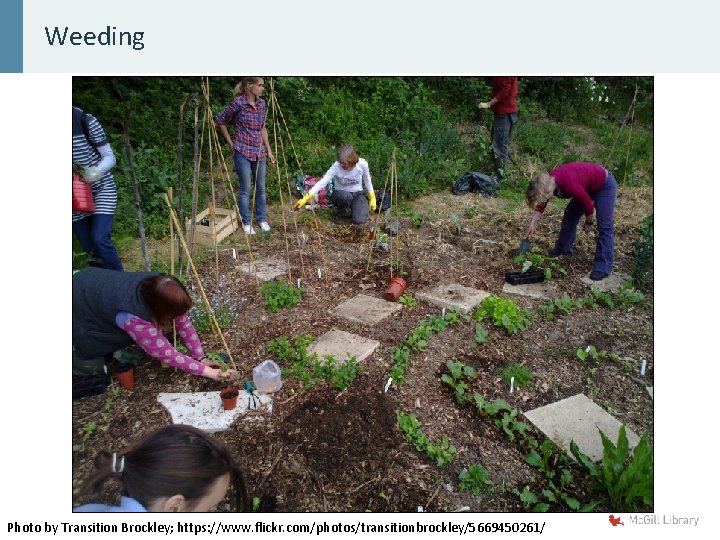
[121,315,205,376]
[174,314,205,359]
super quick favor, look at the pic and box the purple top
[536,162,607,216]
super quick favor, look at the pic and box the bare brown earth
[72,188,653,513]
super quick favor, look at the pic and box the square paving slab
[157,391,273,433]
[523,393,640,462]
[415,282,491,314]
[502,280,558,299]
[236,258,288,282]
[580,271,632,292]
[329,294,402,325]
[307,329,379,365]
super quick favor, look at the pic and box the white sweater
[309,158,374,195]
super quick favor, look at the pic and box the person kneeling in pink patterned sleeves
[73,268,236,384]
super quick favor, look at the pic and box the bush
[632,214,653,291]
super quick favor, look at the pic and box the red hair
[139,274,192,330]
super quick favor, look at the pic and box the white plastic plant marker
[417,506,424,512]
[231,248,236,260]
[585,345,591,353]
[384,377,393,393]
[297,278,301,288]
[442,307,446,317]
[317,268,322,278]
[510,376,515,393]
[640,359,647,376]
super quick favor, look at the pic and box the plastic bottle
[253,360,283,393]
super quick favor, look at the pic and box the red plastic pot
[384,276,408,302]
[220,387,239,410]
[114,364,134,390]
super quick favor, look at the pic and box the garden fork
[244,380,261,410]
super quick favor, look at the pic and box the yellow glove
[368,191,377,212]
[295,193,311,210]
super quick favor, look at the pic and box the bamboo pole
[164,193,236,370]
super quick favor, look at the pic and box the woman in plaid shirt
[216,77,276,234]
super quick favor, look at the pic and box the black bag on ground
[452,172,499,197]
[374,189,392,212]
[73,351,109,399]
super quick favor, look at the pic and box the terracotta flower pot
[114,364,134,390]
[220,387,239,410]
[384,276,408,302]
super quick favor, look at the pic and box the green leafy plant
[398,294,417,307]
[260,279,304,313]
[458,464,493,496]
[473,323,489,344]
[188,287,238,333]
[474,295,530,335]
[205,351,230,372]
[570,426,653,512]
[513,251,567,280]
[513,486,550,513]
[441,360,477,404]
[498,362,533,388]
[539,293,582,320]
[396,412,456,467]
[575,345,619,364]
[266,335,361,390]
[632,214,653,291]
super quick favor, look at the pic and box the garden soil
[72,188,654,513]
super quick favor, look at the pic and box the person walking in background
[294,143,376,225]
[72,106,124,270]
[74,424,250,512]
[215,77,276,235]
[525,162,617,281]
[72,268,237,383]
[478,77,519,180]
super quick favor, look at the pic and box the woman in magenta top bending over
[525,161,616,281]
[72,268,236,380]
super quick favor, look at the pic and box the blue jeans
[330,190,369,224]
[73,214,124,271]
[234,152,267,224]
[491,112,517,178]
[554,172,617,274]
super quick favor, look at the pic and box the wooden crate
[186,207,238,246]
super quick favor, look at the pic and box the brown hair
[80,424,250,512]
[139,274,192,331]
[525,172,556,208]
[233,77,264,97]
[336,143,359,167]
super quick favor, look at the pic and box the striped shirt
[72,107,117,220]
[214,95,267,161]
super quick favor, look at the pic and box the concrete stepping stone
[415,282,491,314]
[329,294,402,325]
[307,329,379,365]
[580,271,632,292]
[502,280,558,299]
[523,393,640,462]
[236,257,287,282]
[157,391,273,433]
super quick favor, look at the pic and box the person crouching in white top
[295,144,376,224]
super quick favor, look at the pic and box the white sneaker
[243,224,256,235]
[259,221,271,232]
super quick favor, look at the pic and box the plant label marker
[417,506,424,512]
[585,345,591,353]
[297,278,301,288]
[442,307,446,317]
[384,377,393,393]
[640,358,647,376]
[317,268,322,279]
[231,248,237,260]
[510,376,515,393]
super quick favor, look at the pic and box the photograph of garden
[72,76,653,513]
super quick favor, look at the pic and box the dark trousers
[330,190,369,224]
[491,112,517,178]
[554,173,617,274]
[73,214,124,271]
